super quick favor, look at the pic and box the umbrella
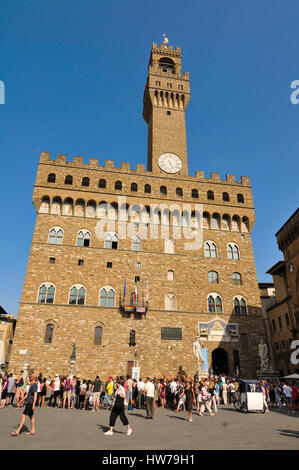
[282,374,299,379]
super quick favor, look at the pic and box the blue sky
[1,1,298,316]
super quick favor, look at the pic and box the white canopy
[282,373,299,379]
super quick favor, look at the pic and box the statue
[258,339,270,370]
[193,336,207,375]
[162,34,169,46]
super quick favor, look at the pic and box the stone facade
[265,208,299,376]
[0,308,17,372]
[9,41,266,379]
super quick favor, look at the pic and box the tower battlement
[39,152,250,186]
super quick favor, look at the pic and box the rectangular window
[275,342,280,351]
[156,81,160,86]
[49,257,55,264]
[272,319,276,332]
[78,260,84,266]
[281,340,286,350]
[278,316,282,329]
[167,270,174,281]
[285,313,290,326]
[167,82,172,89]
[178,84,183,90]
[107,262,112,268]
[136,262,141,269]
[135,276,140,283]
[161,327,182,340]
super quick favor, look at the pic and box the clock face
[158,153,183,173]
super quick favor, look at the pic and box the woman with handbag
[104,380,132,436]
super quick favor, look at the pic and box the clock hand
[167,158,174,168]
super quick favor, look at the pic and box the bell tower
[143,40,190,176]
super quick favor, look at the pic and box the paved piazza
[0,405,298,450]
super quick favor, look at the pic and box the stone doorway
[127,361,134,378]
[212,348,229,375]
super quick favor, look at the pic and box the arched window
[165,293,177,311]
[65,175,73,185]
[208,271,218,284]
[232,272,242,285]
[38,284,55,304]
[99,179,106,188]
[237,194,244,203]
[82,177,89,187]
[94,326,102,345]
[192,189,199,198]
[132,235,141,252]
[208,294,223,313]
[99,288,115,307]
[48,227,63,244]
[105,233,118,249]
[176,187,183,197]
[44,324,54,343]
[131,182,138,192]
[115,180,122,190]
[144,184,151,194]
[207,190,214,200]
[222,192,229,202]
[227,243,240,260]
[160,185,167,195]
[204,241,217,258]
[159,57,175,73]
[77,230,91,247]
[47,173,56,183]
[168,270,174,281]
[234,297,247,315]
[69,285,86,305]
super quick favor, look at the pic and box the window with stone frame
[44,324,54,343]
[69,286,85,305]
[94,326,102,345]
[38,284,55,304]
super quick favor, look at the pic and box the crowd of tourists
[1,370,298,414]
[1,370,298,436]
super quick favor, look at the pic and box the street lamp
[69,343,76,377]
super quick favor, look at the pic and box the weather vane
[163,33,169,46]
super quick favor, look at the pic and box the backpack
[18,377,24,388]
[65,378,71,391]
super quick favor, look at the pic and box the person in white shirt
[137,379,145,409]
[170,379,178,409]
[283,383,293,412]
[52,375,61,408]
[144,378,155,419]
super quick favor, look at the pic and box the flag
[123,276,126,302]
[134,283,138,305]
[146,281,149,303]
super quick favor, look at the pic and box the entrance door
[212,348,229,375]
[127,361,134,377]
